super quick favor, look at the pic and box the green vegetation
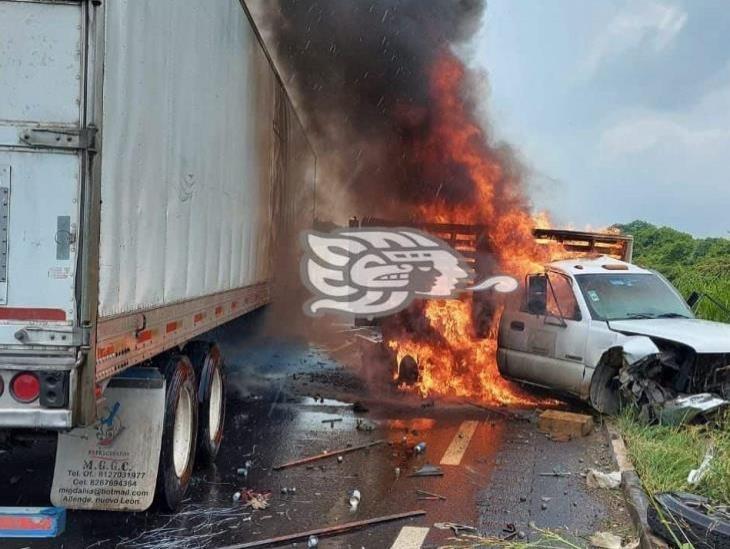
[617,411,730,504]
[613,220,730,322]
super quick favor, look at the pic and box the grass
[617,410,730,504]
[439,529,587,548]
[674,266,730,323]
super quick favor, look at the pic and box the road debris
[243,489,271,510]
[321,418,343,428]
[307,535,319,547]
[589,531,623,549]
[414,442,427,454]
[586,469,621,489]
[272,439,385,470]
[352,401,369,414]
[355,418,376,432]
[416,489,446,500]
[659,393,728,426]
[434,522,478,535]
[538,410,594,439]
[687,444,714,486]
[539,468,572,477]
[410,464,443,477]
[348,489,361,511]
[216,510,426,549]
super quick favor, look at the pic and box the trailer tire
[156,354,198,511]
[187,342,226,465]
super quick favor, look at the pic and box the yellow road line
[440,420,479,465]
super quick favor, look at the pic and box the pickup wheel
[590,354,623,415]
[156,354,198,511]
[187,342,226,464]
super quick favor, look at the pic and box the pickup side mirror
[686,291,701,310]
[527,274,548,315]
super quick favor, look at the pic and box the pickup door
[499,271,587,395]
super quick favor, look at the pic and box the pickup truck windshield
[575,273,693,321]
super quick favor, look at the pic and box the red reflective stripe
[0,516,53,531]
[0,308,66,321]
[97,345,115,359]
[166,321,178,333]
[136,329,153,343]
[215,306,223,316]
[193,312,206,323]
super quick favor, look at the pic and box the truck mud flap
[51,368,165,511]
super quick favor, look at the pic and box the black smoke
[259,0,489,221]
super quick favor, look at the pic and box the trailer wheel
[156,354,198,511]
[187,342,226,464]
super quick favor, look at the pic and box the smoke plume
[256,0,538,225]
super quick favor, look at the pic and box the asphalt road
[0,314,633,548]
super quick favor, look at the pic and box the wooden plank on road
[390,526,429,549]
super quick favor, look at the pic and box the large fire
[385,52,558,406]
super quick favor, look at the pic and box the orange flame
[385,52,556,406]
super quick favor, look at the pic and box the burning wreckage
[351,220,730,425]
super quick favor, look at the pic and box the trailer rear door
[0,1,85,345]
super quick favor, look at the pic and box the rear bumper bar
[0,348,78,430]
[0,408,71,429]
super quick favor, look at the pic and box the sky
[472,0,730,237]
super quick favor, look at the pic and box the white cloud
[599,115,730,157]
[584,0,687,76]
[599,73,730,158]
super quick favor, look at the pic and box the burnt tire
[187,342,226,465]
[648,493,730,549]
[156,354,198,511]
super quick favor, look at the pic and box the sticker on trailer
[51,368,165,511]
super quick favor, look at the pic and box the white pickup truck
[497,254,730,419]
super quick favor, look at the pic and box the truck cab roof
[547,256,653,276]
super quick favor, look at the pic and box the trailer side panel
[98,0,276,319]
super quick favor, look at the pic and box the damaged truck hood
[610,318,730,353]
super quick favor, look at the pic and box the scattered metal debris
[355,418,376,432]
[416,489,446,500]
[216,510,426,549]
[433,522,478,536]
[660,393,728,426]
[414,441,426,454]
[410,464,443,477]
[539,468,572,478]
[272,439,385,470]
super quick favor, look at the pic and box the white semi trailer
[0,0,315,511]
